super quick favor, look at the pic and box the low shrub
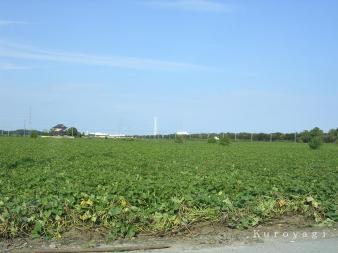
[309,136,322,150]
[219,136,230,146]
[30,131,38,139]
[207,137,217,143]
[175,135,185,143]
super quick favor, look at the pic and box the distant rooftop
[52,124,67,129]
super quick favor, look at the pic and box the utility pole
[29,106,32,131]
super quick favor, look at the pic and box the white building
[89,132,108,138]
[87,132,126,138]
[176,131,189,136]
[108,134,126,138]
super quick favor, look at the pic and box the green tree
[309,127,323,138]
[300,130,311,143]
[67,127,79,137]
[327,128,338,143]
[309,136,322,150]
[307,127,323,149]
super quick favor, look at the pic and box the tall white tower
[29,106,32,129]
[153,117,158,136]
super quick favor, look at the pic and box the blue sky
[0,0,337,134]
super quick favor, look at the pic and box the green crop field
[0,137,337,239]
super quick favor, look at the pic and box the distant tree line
[0,127,82,137]
[0,129,46,136]
[1,127,338,143]
[137,127,338,143]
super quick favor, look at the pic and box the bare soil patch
[1,216,337,252]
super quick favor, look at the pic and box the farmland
[0,137,337,239]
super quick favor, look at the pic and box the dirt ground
[1,216,337,252]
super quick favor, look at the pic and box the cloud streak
[147,0,230,13]
[0,41,205,70]
[0,62,30,70]
[0,20,28,27]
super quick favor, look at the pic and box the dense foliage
[207,137,217,144]
[0,138,337,239]
[219,136,230,146]
[30,131,38,139]
[66,127,79,137]
[309,137,322,150]
[139,127,338,143]
[174,135,185,143]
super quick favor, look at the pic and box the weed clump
[207,137,217,143]
[219,136,230,146]
[30,131,38,139]
[175,135,185,143]
[309,136,322,150]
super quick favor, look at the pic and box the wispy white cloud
[0,62,31,70]
[45,83,104,93]
[147,0,230,13]
[0,41,205,70]
[0,20,28,27]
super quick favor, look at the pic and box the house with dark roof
[51,124,68,136]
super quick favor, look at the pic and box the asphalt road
[137,237,338,253]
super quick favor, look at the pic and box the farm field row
[0,137,337,239]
